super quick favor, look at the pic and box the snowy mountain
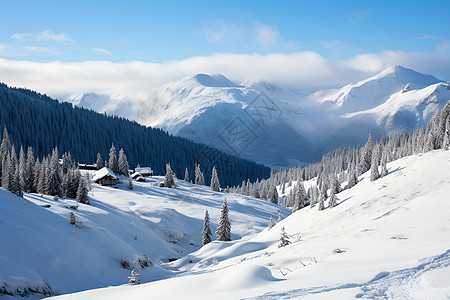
[0,175,288,297]
[63,66,450,168]
[52,149,450,300]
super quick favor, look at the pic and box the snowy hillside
[0,175,288,297]
[62,66,450,168]
[53,149,450,300]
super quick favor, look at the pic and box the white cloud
[0,51,448,102]
[92,48,112,55]
[11,30,73,44]
[255,24,278,47]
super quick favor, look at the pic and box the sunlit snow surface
[52,150,450,299]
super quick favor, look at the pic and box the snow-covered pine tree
[292,181,307,212]
[330,174,341,194]
[48,148,63,196]
[359,133,374,174]
[163,163,175,188]
[216,199,231,241]
[24,146,35,193]
[128,269,141,285]
[96,153,103,170]
[268,216,275,229]
[329,191,338,208]
[202,209,212,246]
[108,144,119,174]
[1,155,11,190]
[195,164,205,185]
[278,210,282,222]
[76,176,90,205]
[184,167,190,182]
[269,185,279,204]
[318,192,325,211]
[11,165,23,197]
[18,146,26,192]
[278,226,291,248]
[118,148,130,175]
[69,212,76,225]
[346,168,358,189]
[61,152,73,175]
[380,155,388,178]
[370,151,380,182]
[0,128,12,182]
[210,166,220,192]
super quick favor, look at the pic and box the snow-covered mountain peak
[190,73,240,88]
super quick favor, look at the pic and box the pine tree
[202,209,212,246]
[269,185,279,204]
[278,210,282,222]
[278,226,291,248]
[76,176,90,205]
[118,148,130,175]
[329,191,338,208]
[24,146,35,193]
[318,192,325,211]
[346,169,358,189]
[164,163,175,188]
[184,168,190,182]
[108,144,119,174]
[216,199,231,241]
[18,146,26,192]
[379,153,388,178]
[370,152,380,182]
[210,166,221,192]
[48,148,63,196]
[359,134,374,174]
[1,155,11,190]
[0,128,12,182]
[96,153,103,170]
[195,164,205,185]
[268,216,275,229]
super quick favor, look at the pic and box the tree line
[0,82,270,188]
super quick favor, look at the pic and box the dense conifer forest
[0,83,270,187]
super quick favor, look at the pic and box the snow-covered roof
[93,167,119,182]
[135,167,153,174]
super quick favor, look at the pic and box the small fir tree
[184,168,190,182]
[202,209,212,246]
[370,152,380,182]
[128,269,141,285]
[164,163,175,188]
[118,148,129,175]
[268,216,275,229]
[318,192,325,211]
[96,153,103,170]
[108,144,119,174]
[210,166,221,192]
[76,176,90,205]
[329,191,338,208]
[278,226,291,248]
[216,199,231,241]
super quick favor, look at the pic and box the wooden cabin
[93,167,119,186]
[135,167,153,177]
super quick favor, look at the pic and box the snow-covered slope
[0,176,288,297]
[54,149,450,299]
[63,66,450,168]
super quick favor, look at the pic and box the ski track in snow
[249,250,450,300]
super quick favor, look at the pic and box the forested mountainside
[0,83,269,187]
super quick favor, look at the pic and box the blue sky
[1,0,449,62]
[0,0,449,99]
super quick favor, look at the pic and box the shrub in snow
[127,176,133,190]
[278,226,291,248]
[120,259,132,270]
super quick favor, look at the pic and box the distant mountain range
[63,66,450,168]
